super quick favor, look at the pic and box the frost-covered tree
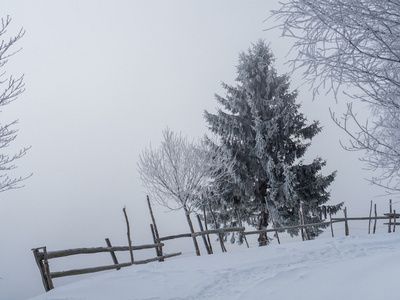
[204,41,341,246]
[138,128,234,255]
[271,0,400,191]
[0,16,30,193]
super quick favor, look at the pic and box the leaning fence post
[208,204,227,252]
[32,247,53,291]
[147,196,163,257]
[105,238,120,270]
[123,207,134,263]
[203,206,214,254]
[344,207,349,236]
[42,247,54,290]
[197,215,212,255]
[150,224,164,261]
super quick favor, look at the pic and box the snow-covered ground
[28,233,400,300]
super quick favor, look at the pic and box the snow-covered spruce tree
[204,41,342,246]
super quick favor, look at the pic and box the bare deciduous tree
[271,0,400,191]
[0,16,30,193]
[138,128,234,256]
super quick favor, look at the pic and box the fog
[0,1,387,299]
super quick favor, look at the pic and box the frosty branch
[272,0,400,191]
[0,15,30,193]
[138,128,234,255]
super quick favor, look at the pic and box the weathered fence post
[329,213,334,238]
[388,199,393,233]
[299,208,305,241]
[150,224,164,261]
[270,215,281,244]
[208,204,227,252]
[373,204,377,234]
[197,215,212,255]
[394,210,397,233]
[236,211,250,248]
[203,207,214,254]
[123,207,134,263]
[300,202,311,240]
[32,247,54,292]
[147,196,163,258]
[344,207,349,236]
[105,238,120,270]
[368,200,372,234]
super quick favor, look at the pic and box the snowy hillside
[29,233,400,300]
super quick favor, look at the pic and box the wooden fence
[33,199,400,292]
[32,238,181,292]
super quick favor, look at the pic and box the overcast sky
[0,1,389,299]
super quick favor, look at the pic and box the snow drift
[29,233,400,300]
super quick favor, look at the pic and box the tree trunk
[258,186,269,247]
[183,206,201,256]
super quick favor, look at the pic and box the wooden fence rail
[243,220,342,236]
[38,243,165,260]
[159,227,245,242]
[32,239,181,292]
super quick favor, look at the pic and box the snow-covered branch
[272,0,400,191]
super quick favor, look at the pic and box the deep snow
[28,233,400,300]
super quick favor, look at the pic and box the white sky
[0,1,390,299]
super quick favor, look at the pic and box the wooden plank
[147,196,163,257]
[373,204,377,234]
[133,252,182,265]
[32,247,52,292]
[208,204,227,252]
[123,207,134,263]
[105,238,120,270]
[191,227,245,237]
[344,207,349,236]
[51,252,183,279]
[50,262,133,278]
[42,247,54,290]
[389,199,393,233]
[384,213,400,217]
[368,200,372,234]
[197,215,212,255]
[330,213,334,238]
[158,227,245,241]
[40,243,165,260]
[331,216,391,221]
[150,224,164,261]
[203,207,214,254]
[243,220,340,235]
[158,233,192,241]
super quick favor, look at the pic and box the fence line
[33,200,400,293]
[32,239,181,292]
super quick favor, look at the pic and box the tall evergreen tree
[204,40,342,246]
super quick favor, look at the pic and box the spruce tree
[204,40,342,246]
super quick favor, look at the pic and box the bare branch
[272,0,400,191]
